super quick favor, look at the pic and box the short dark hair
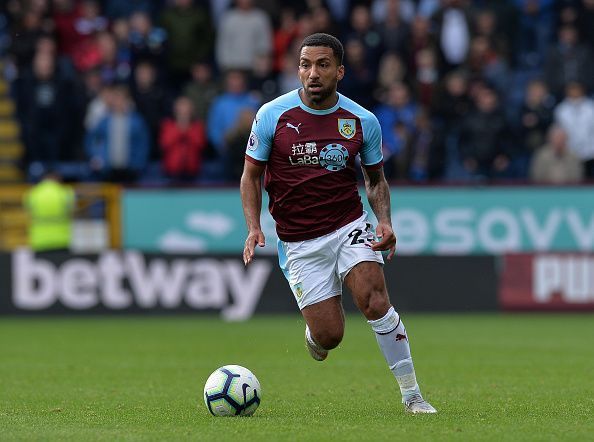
[299,33,344,65]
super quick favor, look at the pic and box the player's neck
[299,89,339,111]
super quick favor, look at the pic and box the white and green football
[203,365,261,416]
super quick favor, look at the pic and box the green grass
[1,314,593,441]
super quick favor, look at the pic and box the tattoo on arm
[363,167,391,224]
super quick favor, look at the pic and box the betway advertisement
[0,250,497,317]
[122,187,594,255]
[500,254,594,311]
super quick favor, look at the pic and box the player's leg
[344,261,436,414]
[277,237,343,361]
[301,295,345,360]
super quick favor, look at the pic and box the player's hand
[243,229,266,265]
[371,222,396,261]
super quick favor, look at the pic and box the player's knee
[315,327,344,350]
[360,289,391,320]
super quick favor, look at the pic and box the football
[203,365,262,416]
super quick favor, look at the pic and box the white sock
[368,306,421,401]
[306,325,326,352]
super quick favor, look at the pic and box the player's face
[298,46,344,108]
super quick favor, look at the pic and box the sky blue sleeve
[245,105,275,162]
[360,113,384,166]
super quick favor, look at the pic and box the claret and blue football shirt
[245,89,383,242]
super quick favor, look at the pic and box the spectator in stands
[84,73,111,131]
[207,70,259,156]
[406,108,445,181]
[215,0,272,71]
[544,24,594,99]
[93,31,131,84]
[132,61,170,160]
[128,11,167,67]
[374,52,408,103]
[340,38,376,110]
[408,15,436,74]
[9,9,47,69]
[513,0,555,68]
[554,81,594,177]
[433,0,472,72]
[458,86,510,179]
[464,34,509,95]
[52,0,81,57]
[85,84,149,182]
[375,82,419,178]
[518,79,554,156]
[225,108,256,181]
[414,47,439,108]
[249,54,279,104]
[345,4,383,69]
[273,7,300,73]
[530,125,584,184]
[16,51,73,168]
[159,96,207,182]
[278,51,302,94]
[183,61,220,121]
[473,8,510,63]
[374,0,411,55]
[24,171,75,251]
[160,0,213,85]
[578,0,594,52]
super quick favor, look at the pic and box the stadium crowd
[2,0,594,184]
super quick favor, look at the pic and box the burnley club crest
[338,119,356,139]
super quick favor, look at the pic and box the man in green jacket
[24,172,75,251]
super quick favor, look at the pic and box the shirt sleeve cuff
[362,160,384,170]
[245,154,267,166]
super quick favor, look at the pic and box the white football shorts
[277,211,384,310]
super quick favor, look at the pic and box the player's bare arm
[240,160,266,265]
[362,167,396,260]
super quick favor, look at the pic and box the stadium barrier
[122,187,594,255]
[500,253,594,311]
[0,249,497,319]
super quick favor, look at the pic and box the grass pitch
[1,314,593,441]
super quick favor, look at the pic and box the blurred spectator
[374,52,408,102]
[249,54,279,103]
[225,108,256,181]
[16,51,74,167]
[544,24,594,98]
[207,71,259,156]
[52,0,81,57]
[9,9,47,69]
[128,11,167,67]
[93,31,131,84]
[408,15,436,74]
[375,0,411,55]
[374,82,418,178]
[311,7,340,37]
[345,4,383,68]
[273,7,300,73]
[160,0,213,84]
[433,0,472,71]
[554,81,594,177]
[278,51,302,94]
[159,96,207,181]
[132,61,171,160]
[183,61,220,121]
[414,48,439,108]
[24,171,74,251]
[85,85,149,182]
[578,0,594,52]
[458,86,510,179]
[464,35,509,95]
[517,79,554,155]
[472,8,510,62]
[340,38,376,110]
[215,0,272,71]
[513,0,555,68]
[530,125,584,183]
[405,108,445,181]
